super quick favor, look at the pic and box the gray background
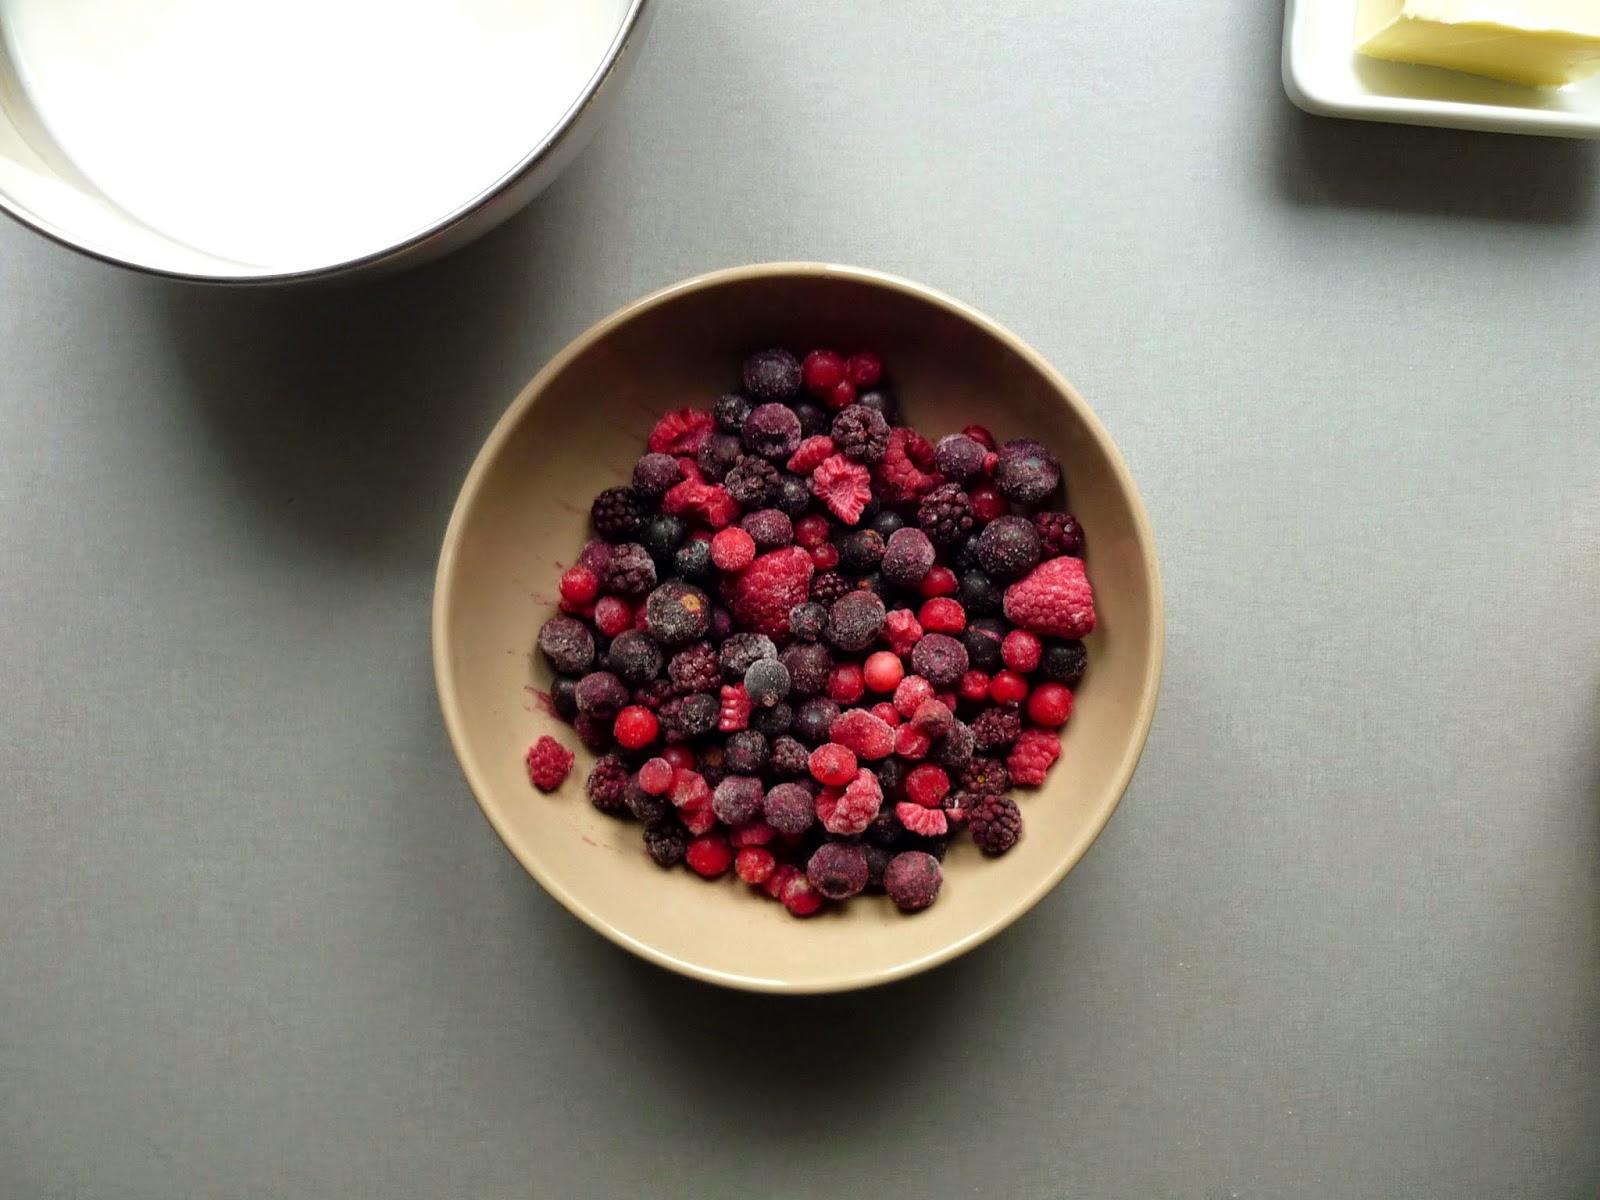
[2,2,1597,1197]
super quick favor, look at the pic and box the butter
[1357,0,1600,86]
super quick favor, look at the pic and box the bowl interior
[435,267,1162,992]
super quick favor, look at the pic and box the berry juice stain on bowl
[0,0,639,277]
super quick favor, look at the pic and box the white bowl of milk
[0,0,650,281]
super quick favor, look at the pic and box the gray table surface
[3,3,1598,1198]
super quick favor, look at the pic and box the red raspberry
[637,757,674,795]
[1003,556,1097,638]
[810,543,840,570]
[962,424,996,449]
[894,723,931,760]
[661,745,695,772]
[524,736,574,792]
[863,650,905,693]
[904,764,950,808]
[847,352,883,388]
[829,708,896,760]
[787,435,836,474]
[1026,682,1074,727]
[896,801,949,838]
[884,608,923,656]
[730,820,777,847]
[781,872,825,917]
[810,454,873,525]
[969,483,1008,521]
[1008,727,1062,786]
[685,834,733,878]
[828,662,866,705]
[559,565,599,606]
[719,683,752,732]
[764,863,799,900]
[809,742,859,787]
[893,675,935,718]
[827,379,857,410]
[816,769,882,835]
[875,428,938,502]
[802,349,846,397]
[918,566,958,598]
[711,527,756,572]
[594,596,633,637]
[613,705,659,750]
[647,408,715,456]
[918,597,966,634]
[722,547,814,639]
[1002,629,1042,673]
[959,670,991,705]
[794,513,831,548]
[734,846,776,885]
[871,701,902,726]
[990,670,1029,705]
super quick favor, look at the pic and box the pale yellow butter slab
[1357,0,1600,86]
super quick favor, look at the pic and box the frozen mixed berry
[933,432,988,482]
[792,400,828,437]
[763,782,815,836]
[826,591,887,653]
[697,432,743,482]
[577,538,613,573]
[911,699,954,739]
[780,642,833,697]
[614,705,659,750]
[603,630,662,686]
[714,392,753,433]
[550,676,580,720]
[919,565,958,598]
[667,641,719,694]
[585,754,630,814]
[893,674,936,718]
[781,872,825,917]
[1003,555,1096,638]
[828,661,866,705]
[648,409,714,456]
[744,659,791,708]
[884,609,923,656]
[971,706,1022,752]
[538,615,596,676]
[884,851,943,912]
[961,617,1006,673]
[881,526,936,588]
[837,529,886,574]
[591,485,643,541]
[894,723,931,760]
[995,438,1061,505]
[832,405,890,463]
[559,565,600,607]
[525,736,574,792]
[810,570,849,605]
[644,821,688,867]
[601,543,657,598]
[685,834,734,878]
[969,796,1022,855]
[723,729,769,774]
[661,692,718,741]
[809,742,858,787]
[723,547,814,640]
[637,756,675,794]
[742,348,802,403]
[904,763,951,808]
[960,755,1009,796]
[968,482,1008,522]
[739,507,794,550]
[793,697,840,745]
[909,633,968,688]
[811,454,873,525]
[788,601,828,642]
[1008,727,1062,786]
[574,671,629,720]
[750,701,793,737]
[897,800,949,838]
[830,708,897,760]
[773,473,812,517]
[918,597,966,635]
[1027,682,1074,728]
[711,527,757,572]
[573,711,610,751]
[933,719,976,770]
[640,514,688,565]
[730,820,777,848]
[712,774,765,827]
[1034,510,1085,558]
[724,455,778,507]
[989,669,1029,706]
[632,452,683,502]
[863,650,905,694]
[807,842,869,901]
[769,734,810,776]
[717,632,777,681]
[1001,629,1042,674]
[1040,639,1088,687]
[787,434,835,475]
[817,769,883,835]
[869,508,907,539]
[624,781,670,824]
[976,516,1042,581]
[742,403,803,461]
[644,581,713,646]
[672,538,714,583]
[917,483,974,547]
[734,846,776,885]
[662,474,739,528]
[810,542,840,571]
[717,682,751,732]
[854,385,898,423]
[802,349,846,397]
[876,426,937,502]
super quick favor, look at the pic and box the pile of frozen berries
[524,347,1095,917]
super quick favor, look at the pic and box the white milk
[0,0,628,268]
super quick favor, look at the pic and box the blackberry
[673,538,714,583]
[574,671,629,720]
[751,702,794,738]
[788,601,828,642]
[625,781,670,825]
[719,633,778,681]
[697,432,743,482]
[590,486,642,541]
[869,508,907,539]
[769,734,809,776]
[933,720,976,769]
[724,730,769,774]
[962,617,1008,673]
[971,706,1022,752]
[811,571,849,605]
[793,697,840,745]
[632,452,682,502]
[773,474,812,517]
[854,387,899,424]
[831,406,890,463]
[537,615,595,676]
[740,507,793,550]
[741,403,802,461]
[781,642,833,697]
[881,527,935,588]
[640,513,687,565]
[606,629,664,685]
[793,400,829,438]
[957,569,1003,617]
[970,796,1023,855]
[712,775,765,827]
[644,582,711,646]
[714,392,752,433]
[960,755,1010,796]
[661,692,718,741]
[745,659,792,708]
[632,678,675,710]
[826,591,887,653]
[644,820,688,867]
[585,755,630,814]
[916,483,974,547]
[910,633,969,687]
[1040,639,1088,687]
[742,348,802,403]
[667,641,720,694]
[550,675,579,720]
[1034,511,1085,558]
[975,516,1041,581]
[933,433,987,483]
[725,455,778,507]
[601,543,656,598]
[995,438,1061,505]
[838,529,886,573]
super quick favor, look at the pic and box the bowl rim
[432,261,1166,994]
[0,0,651,285]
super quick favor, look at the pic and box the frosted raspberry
[893,675,936,718]
[829,709,895,760]
[524,736,574,792]
[895,801,949,838]
[661,477,740,528]
[718,683,752,732]
[810,454,873,525]
[1008,727,1062,786]
[647,408,715,456]
[884,608,923,656]
[816,769,882,835]
[874,427,938,502]
[786,435,835,474]
[1002,556,1097,638]
[722,547,815,640]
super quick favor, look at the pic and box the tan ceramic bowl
[433,264,1163,993]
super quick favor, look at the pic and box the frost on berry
[1007,727,1062,786]
[810,454,873,525]
[648,408,715,456]
[816,769,883,836]
[896,801,949,838]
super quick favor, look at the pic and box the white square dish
[1283,0,1600,137]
